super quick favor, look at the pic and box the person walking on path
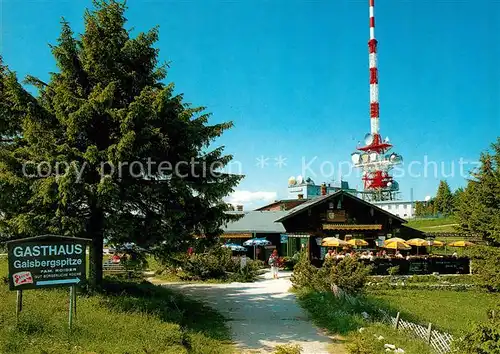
[268,249,279,279]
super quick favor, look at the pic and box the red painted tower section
[351,0,402,200]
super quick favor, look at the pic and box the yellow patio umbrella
[426,240,446,247]
[406,238,427,247]
[321,237,348,247]
[406,238,427,255]
[427,240,445,247]
[448,240,475,247]
[347,239,369,247]
[384,237,407,244]
[425,239,446,255]
[384,241,412,250]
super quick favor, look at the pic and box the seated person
[324,249,334,259]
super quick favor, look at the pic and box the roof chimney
[236,205,243,211]
[321,183,327,196]
[298,194,304,200]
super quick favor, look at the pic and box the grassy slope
[0,256,233,354]
[296,289,434,354]
[296,282,497,353]
[367,289,497,335]
[406,216,459,233]
[406,216,459,232]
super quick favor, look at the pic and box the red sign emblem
[13,271,34,286]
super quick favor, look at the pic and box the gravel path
[157,271,344,354]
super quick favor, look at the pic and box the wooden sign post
[16,290,22,325]
[7,235,91,330]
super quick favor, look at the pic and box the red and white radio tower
[351,0,403,201]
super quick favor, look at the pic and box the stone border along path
[151,270,347,354]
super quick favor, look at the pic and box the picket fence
[334,288,455,353]
[380,310,454,354]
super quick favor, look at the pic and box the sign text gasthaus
[7,235,91,291]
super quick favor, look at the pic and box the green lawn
[367,289,497,335]
[296,286,497,353]
[296,289,435,354]
[406,216,459,233]
[0,257,233,354]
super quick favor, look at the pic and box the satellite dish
[364,133,374,146]
[390,154,402,163]
[425,195,431,202]
[369,152,378,162]
[387,181,392,187]
[296,175,303,184]
[288,176,296,185]
[351,153,360,164]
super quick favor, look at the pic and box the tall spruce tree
[433,180,454,215]
[456,138,500,245]
[452,187,464,213]
[0,0,242,288]
[415,199,435,217]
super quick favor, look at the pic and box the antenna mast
[369,0,379,136]
[351,0,403,202]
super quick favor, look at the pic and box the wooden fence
[380,310,454,353]
[423,231,483,242]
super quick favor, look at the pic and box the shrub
[227,258,262,282]
[273,343,302,354]
[282,256,297,271]
[154,247,262,282]
[229,266,255,282]
[345,332,380,354]
[252,259,266,269]
[387,266,400,276]
[312,257,336,292]
[182,248,231,280]
[290,251,319,290]
[292,254,372,295]
[153,252,190,275]
[330,257,372,295]
[467,246,500,292]
[454,306,500,353]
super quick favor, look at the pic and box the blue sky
[2,0,499,208]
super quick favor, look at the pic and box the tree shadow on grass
[96,277,231,343]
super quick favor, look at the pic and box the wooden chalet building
[222,190,409,261]
[275,190,407,260]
